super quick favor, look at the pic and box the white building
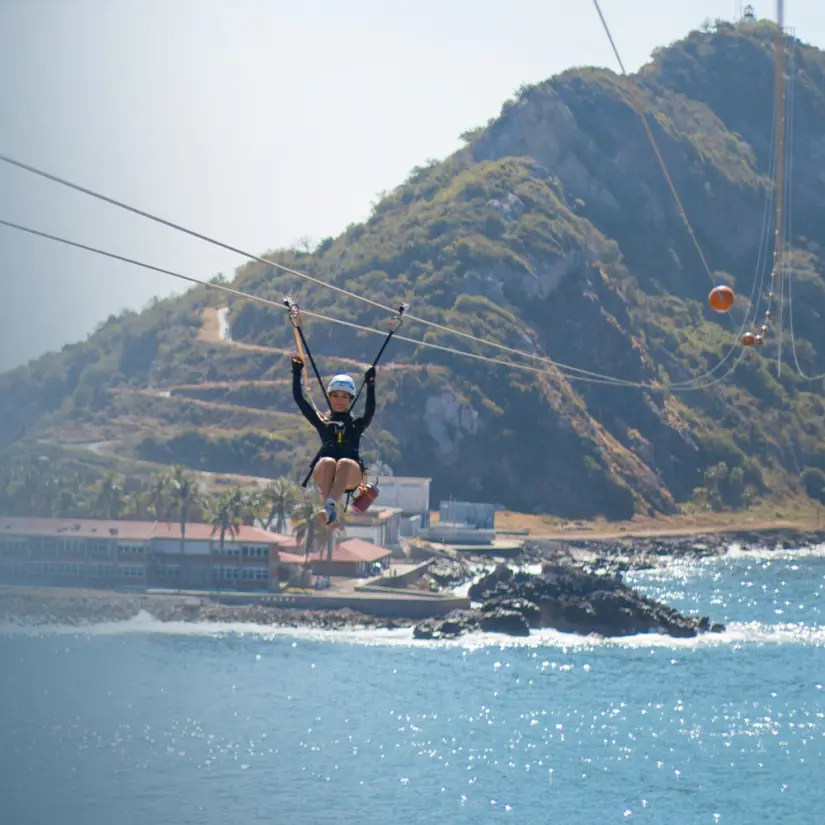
[343,506,403,549]
[374,476,431,527]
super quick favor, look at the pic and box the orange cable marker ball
[709,285,735,313]
[741,332,756,347]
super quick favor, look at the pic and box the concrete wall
[310,560,367,578]
[151,538,210,556]
[420,525,496,544]
[399,515,422,538]
[343,511,402,547]
[215,591,469,618]
[383,511,401,546]
[344,524,383,544]
[366,561,431,589]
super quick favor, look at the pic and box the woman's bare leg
[312,458,337,500]
[329,459,363,502]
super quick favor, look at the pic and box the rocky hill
[4,17,825,520]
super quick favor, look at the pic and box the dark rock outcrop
[479,608,531,636]
[414,561,725,641]
[426,558,475,588]
[481,596,542,628]
[413,611,478,640]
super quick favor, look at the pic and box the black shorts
[317,453,365,472]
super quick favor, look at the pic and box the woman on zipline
[291,355,375,526]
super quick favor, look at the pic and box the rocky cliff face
[3,20,825,519]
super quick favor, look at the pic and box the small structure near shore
[419,499,497,545]
[308,539,392,578]
[439,500,495,529]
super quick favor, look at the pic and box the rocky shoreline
[1,527,822,639]
[515,527,825,569]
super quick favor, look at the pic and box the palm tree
[0,462,86,519]
[168,466,202,589]
[242,489,265,527]
[0,462,16,515]
[206,488,245,590]
[5,457,51,516]
[120,477,150,520]
[324,509,349,583]
[88,470,128,519]
[37,469,68,517]
[233,490,251,585]
[50,472,85,518]
[261,478,300,533]
[143,471,173,522]
[291,488,326,586]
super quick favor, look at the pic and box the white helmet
[327,374,356,396]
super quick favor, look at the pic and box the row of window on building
[151,565,269,581]
[0,537,272,560]
[212,566,269,581]
[1,561,146,578]
[211,546,270,558]
[0,561,269,581]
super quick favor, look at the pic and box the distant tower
[743,4,756,21]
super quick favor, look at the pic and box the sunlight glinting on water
[3,549,825,824]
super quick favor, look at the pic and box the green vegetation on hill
[3,17,825,520]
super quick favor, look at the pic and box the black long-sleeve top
[292,371,375,462]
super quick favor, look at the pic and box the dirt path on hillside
[197,307,433,375]
[109,387,301,422]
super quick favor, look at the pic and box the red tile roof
[272,536,301,550]
[277,551,306,565]
[150,521,295,545]
[0,516,295,546]
[0,517,154,541]
[309,538,392,564]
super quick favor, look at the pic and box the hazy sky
[1,0,822,372]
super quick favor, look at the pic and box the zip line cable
[0,218,631,386]
[0,149,759,391]
[784,35,825,382]
[0,216,744,392]
[776,54,791,380]
[0,0,784,394]
[591,0,799,381]
[0,9,787,392]
[0,152,634,384]
[637,81,779,387]
[591,0,721,296]
[673,73,780,381]
[771,4,788,376]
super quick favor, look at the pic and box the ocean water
[1,547,824,825]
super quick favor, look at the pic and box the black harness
[304,414,365,480]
